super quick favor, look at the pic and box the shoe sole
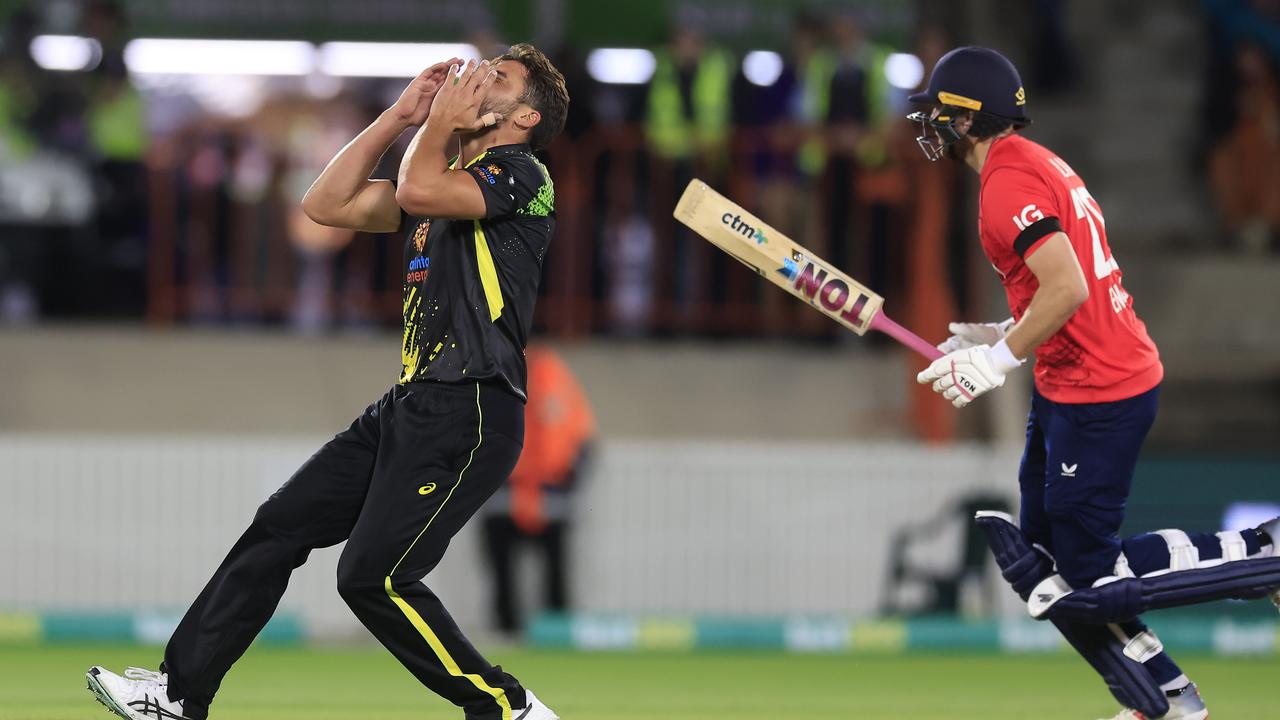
[86,667,136,720]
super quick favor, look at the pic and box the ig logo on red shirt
[1012,204,1045,231]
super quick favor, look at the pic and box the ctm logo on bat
[778,253,872,326]
[720,212,768,244]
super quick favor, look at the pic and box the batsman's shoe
[515,690,560,720]
[86,666,194,720]
[1098,682,1208,720]
[1260,516,1280,611]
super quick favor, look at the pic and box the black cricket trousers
[161,381,528,720]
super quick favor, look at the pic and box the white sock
[1160,674,1191,693]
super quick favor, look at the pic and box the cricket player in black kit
[87,44,569,720]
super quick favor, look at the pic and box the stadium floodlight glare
[586,48,656,85]
[1223,502,1280,533]
[884,52,925,90]
[124,38,315,76]
[317,42,481,78]
[30,35,102,72]
[742,51,784,87]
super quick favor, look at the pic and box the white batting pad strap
[1113,552,1137,579]
[1027,574,1073,619]
[1122,631,1165,664]
[1155,529,1199,572]
[1031,542,1058,567]
[1217,531,1249,562]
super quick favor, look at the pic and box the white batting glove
[937,318,1015,354]
[917,339,1024,408]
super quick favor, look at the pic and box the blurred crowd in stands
[1,0,146,322]
[1202,0,1280,254]
[0,0,1276,334]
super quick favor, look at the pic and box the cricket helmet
[906,46,1030,161]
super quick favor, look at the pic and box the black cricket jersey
[399,143,554,401]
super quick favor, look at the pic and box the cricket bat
[673,179,943,361]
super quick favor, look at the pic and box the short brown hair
[499,43,569,150]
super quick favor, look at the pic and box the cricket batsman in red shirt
[909,46,1280,720]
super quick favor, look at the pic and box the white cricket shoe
[86,666,194,720]
[514,689,559,720]
[1260,516,1280,611]
[1096,682,1208,720]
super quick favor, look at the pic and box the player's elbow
[395,181,437,218]
[300,192,334,226]
[1064,277,1089,310]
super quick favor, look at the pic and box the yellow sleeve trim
[452,151,489,170]
[472,221,505,322]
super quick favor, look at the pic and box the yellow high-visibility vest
[88,83,147,160]
[645,48,733,160]
[797,48,837,175]
[0,83,36,161]
[858,43,893,168]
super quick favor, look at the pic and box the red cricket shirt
[978,134,1163,403]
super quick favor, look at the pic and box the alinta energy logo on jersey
[406,255,430,284]
[407,220,432,284]
[472,163,504,186]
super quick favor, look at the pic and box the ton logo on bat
[780,255,872,327]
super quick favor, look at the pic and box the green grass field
[3,644,1275,719]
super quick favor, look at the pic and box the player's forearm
[395,121,453,212]
[1004,281,1088,359]
[302,111,408,223]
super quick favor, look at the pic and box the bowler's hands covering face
[429,60,503,133]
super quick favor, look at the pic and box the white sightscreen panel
[0,436,1021,636]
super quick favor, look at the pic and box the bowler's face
[480,60,527,114]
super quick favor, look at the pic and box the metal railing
[144,124,967,339]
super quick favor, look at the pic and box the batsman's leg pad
[975,511,1170,719]
[1117,527,1265,577]
[1027,526,1280,623]
[1028,555,1280,623]
[979,509,1055,596]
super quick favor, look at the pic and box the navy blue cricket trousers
[1018,384,1160,590]
[1018,384,1189,684]
[1016,382,1274,688]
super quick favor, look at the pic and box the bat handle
[869,312,944,361]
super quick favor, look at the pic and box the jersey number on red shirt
[1041,159,1132,314]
